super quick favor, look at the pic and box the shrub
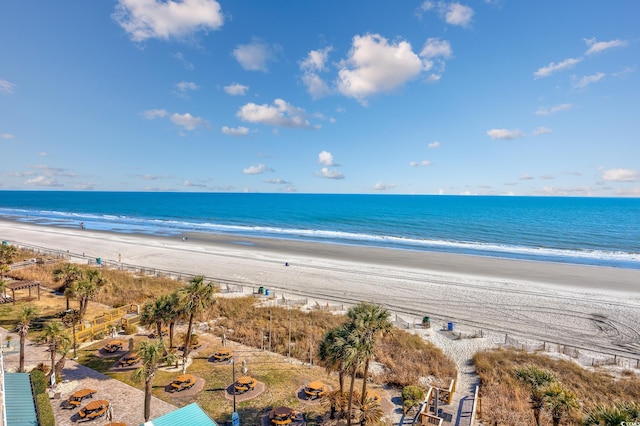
[30,369,47,394]
[123,324,138,335]
[401,385,425,414]
[35,393,55,426]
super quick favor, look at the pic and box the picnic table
[118,353,140,367]
[65,388,97,408]
[104,340,124,353]
[234,375,256,393]
[78,399,109,420]
[170,374,196,392]
[304,380,326,399]
[270,406,295,425]
[213,348,233,362]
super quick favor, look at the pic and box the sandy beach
[3,219,640,364]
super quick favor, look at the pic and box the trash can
[422,316,431,328]
[1,241,7,245]
[265,289,270,296]
[447,322,454,331]
[258,286,264,294]
[96,257,102,265]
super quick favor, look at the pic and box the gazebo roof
[7,281,40,291]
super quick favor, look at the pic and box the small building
[4,373,38,426]
[141,403,218,426]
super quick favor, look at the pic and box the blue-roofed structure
[141,403,218,426]
[4,373,38,426]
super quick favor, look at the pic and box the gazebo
[5,281,41,305]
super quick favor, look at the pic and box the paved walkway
[1,327,176,426]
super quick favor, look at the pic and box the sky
[1,0,639,196]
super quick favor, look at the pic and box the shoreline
[2,219,640,360]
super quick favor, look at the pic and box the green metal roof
[4,373,38,426]
[142,403,218,426]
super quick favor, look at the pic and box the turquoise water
[0,191,638,269]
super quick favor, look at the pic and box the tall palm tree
[317,326,349,393]
[40,320,71,384]
[75,269,105,319]
[140,296,167,344]
[17,305,38,372]
[0,244,18,273]
[336,326,366,426]
[159,292,181,348]
[178,276,216,372]
[133,339,177,422]
[515,365,556,426]
[53,263,83,310]
[543,382,579,426]
[347,302,392,404]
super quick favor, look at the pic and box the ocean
[0,191,638,269]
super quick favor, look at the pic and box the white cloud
[24,175,63,187]
[612,66,636,78]
[445,3,474,27]
[175,81,198,94]
[602,168,638,182]
[428,141,441,148]
[318,150,334,166]
[336,34,427,103]
[519,174,534,180]
[38,152,48,156]
[410,160,431,167]
[374,181,396,190]
[243,163,271,175]
[237,99,315,128]
[142,109,169,119]
[1,133,15,139]
[584,38,628,56]
[573,72,605,89]
[221,126,249,136]
[173,52,194,70]
[531,126,552,136]
[318,167,345,179]
[264,178,291,185]
[420,38,452,59]
[486,128,524,140]
[0,80,16,94]
[535,103,573,116]
[224,83,249,96]
[300,47,333,99]
[233,39,279,72]
[170,112,205,130]
[113,0,224,42]
[534,57,581,79]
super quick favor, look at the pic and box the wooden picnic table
[213,348,233,361]
[270,406,295,425]
[170,374,196,391]
[78,399,109,420]
[72,388,97,400]
[104,340,124,352]
[234,375,256,393]
[304,380,326,399]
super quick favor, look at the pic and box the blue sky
[1,0,639,196]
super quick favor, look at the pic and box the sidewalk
[1,327,176,426]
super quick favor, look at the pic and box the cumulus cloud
[318,167,345,179]
[602,168,638,182]
[233,39,280,72]
[410,160,431,167]
[170,112,205,130]
[1,133,15,139]
[0,79,16,94]
[336,34,427,103]
[237,99,316,129]
[221,126,249,136]
[486,128,524,140]
[374,181,396,190]
[224,83,249,96]
[445,3,474,27]
[535,103,573,116]
[428,141,441,148]
[142,109,169,119]
[175,81,198,96]
[584,38,628,56]
[243,163,272,175]
[264,178,291,185]
[420,38,452,59]
[534,57,581,79]
[573,72,605,89]
[318,150,335,166]
[113,0,224,42]
[300,47,333,98]
[24,176,63,187]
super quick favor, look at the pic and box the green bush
[30,370,47,395]
[401,385,425,414]
[35,393,55,426]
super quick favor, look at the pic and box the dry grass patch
[474,348,640,425]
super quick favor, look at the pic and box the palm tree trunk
[533,407,542,426]
[339,369,345,393]
[144,376,153,422]
[169,322,175,348]
[361,359,370,404]
[347,368,357,426]
[48,344,56,383]
[182,314,194,373]
[79,296,89,319]
[19,333,25,373]
[54,353,67,380]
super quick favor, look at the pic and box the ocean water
[0,191,638,269]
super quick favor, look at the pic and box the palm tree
[337,326,366,426]
[140,296,167,344]
[53,263,83,310]
[543,382,579,426]
[355,394,384,426]
[515,365,556,426]
[317,326,349,393]
[347,302,392,404]
[584,402,640,425]
[178,276,216,372]
[322,390,348,420]
[133,339,177,422]
[159,292,181,348]
[0,244,18,273]
[40,320,71,384]
[75,269,105,319]
[16,305,38,372]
